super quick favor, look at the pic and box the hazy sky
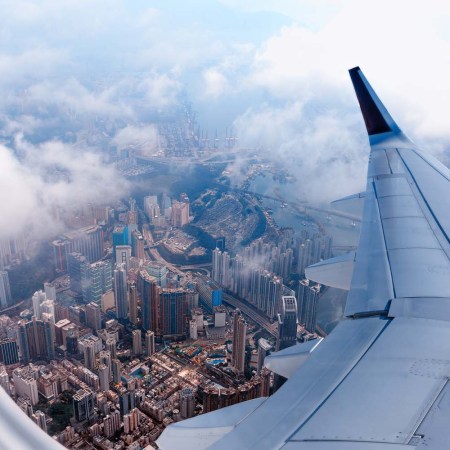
[2,0,450,238]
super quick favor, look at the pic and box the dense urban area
[0,100,358,450]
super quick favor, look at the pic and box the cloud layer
[2,0,450,240]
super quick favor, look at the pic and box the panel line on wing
[397,150,450,250]
[372,179,397,299]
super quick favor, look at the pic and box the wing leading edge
[158,69,450,450]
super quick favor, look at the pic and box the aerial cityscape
[0,83,359,448]
[2,1,450,450]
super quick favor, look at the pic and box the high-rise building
[212,248,230,288]
[115,245,132,272]
[67,253,89,296]
[112,225,128,250]
[298,280,321,333]
[196,276,222,313]
[85,302,102,331]
[64,225,104,263]
[18,321,30,363]
[0,271,12,308]
[0,338,19,365]
[82,260,112,303]
[20,316,54,361]
[144,262,168,288]
[13,366,39,405]
[132,329,142,356]
[123,408,139,433]
[83,340,96,370]
[66,331,78,355]
[128,283,138,325]
[145,331,155,357]
[105,338,117,360]
[180,388,195,419]
[159,289,188,339]
[0,364,10,394]
[52,240,69,273]
[231,310,247,373]
[103,409,120,437]
[40,299,55,319]
[32,410,47,433]
[73,389,95,422]
[32,290,46,319]
[257,338,272,374]
[112,359,122,384]
[119,390,136,416]
[43,282,56,301]
[139,271,159,332]
[98,364,109,391]
[171,200,189,227]
[277,296,298,351]
[99,350,111,381]
[189,319,198,340]
[131,230,145,260]
[144,195,160,224]
[114,263,128,320]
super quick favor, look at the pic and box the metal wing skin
[158,68,450,450]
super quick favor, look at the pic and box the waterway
[248,173,361,334]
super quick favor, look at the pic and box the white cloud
[111,124,161,155]
[0,136,129,240]
[202,68,230,99]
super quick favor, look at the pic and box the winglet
[349,66,401,136]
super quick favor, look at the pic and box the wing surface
[158,67,450,450]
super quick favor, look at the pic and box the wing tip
[349,66,399,136]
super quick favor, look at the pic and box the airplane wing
[158,68,450,450]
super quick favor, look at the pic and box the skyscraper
[0,338,19,365]
[0,271,12,308]
[32,410,47,433]
[145,331,155,357]
[131,230,145,260]
[159,289,188,339]
[212,248,230,288]
[43,282,56,301]
[128,282,138,325]
[180,388,195,419]
[119,390,136,416]
[231,309,247,373]
[139,271,159,332]
[144,262,168,288]
[257,338,272,374]
[83,340,96,370]
[277,296,298,351]
[21,316,54,361]
[99,350,112,381]
[64,225,104,263]
[98,364,109,392]
[115,245,132,272]
[82,260,112,303]
[106,338,117,360]
[114,263,128,320]
[171,200,189,227]
[112,359,122,384]
[298,281,321,333]
[52,239,69,273]
[73,389,95,422]
[132,329,142,356]
[86,302,102,331]
[32,290,46,319]
[67,252,89,296]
